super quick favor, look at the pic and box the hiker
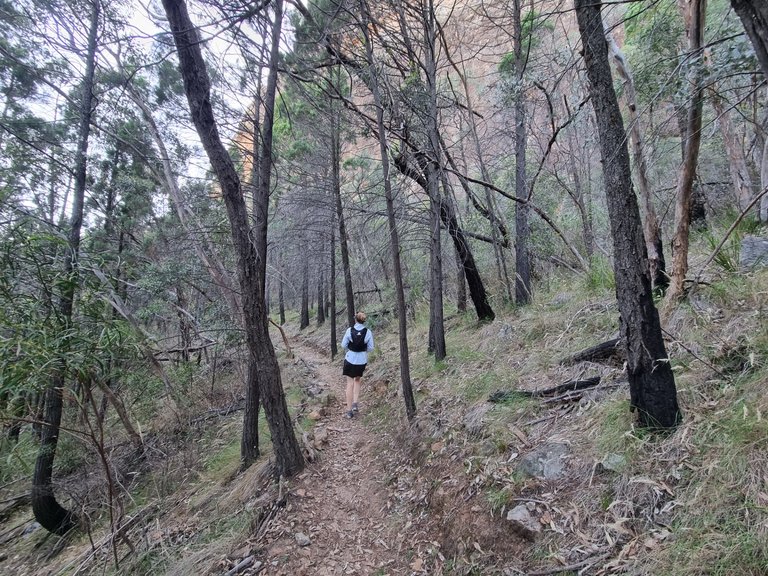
[341,311,374,419]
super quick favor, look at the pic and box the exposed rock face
[740,234,768,269]
[518,443,570,480]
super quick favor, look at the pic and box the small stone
[22,522,41,536]
[295,532,311,547]
[307,410,323,421]
[506,505,541,540]
[598,453,626,473]
[314,427,329,445]
[430,441,444,453]
[518,443,570,480]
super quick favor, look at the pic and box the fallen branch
[526,552,611,575]
[224,555,258,576]
[190,398,246,424]
[489,377,601,403]
[560,339,623,366]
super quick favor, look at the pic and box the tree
[668,0,707,300]
[575,0,681,428]
[512,0,531,305]
[161,0,304,476]
[31,0,100,535]
[730,0,768,222]
[359,0,417,419]
[606,32,668,292]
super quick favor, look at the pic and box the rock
[317,391,338,407]
[295,532,311,547]
[22,522,41,537]
[314,426,329,445]
[549,292,570,307]
[740,234,768,269]
[497,324,514,340]
[463,403,492,438]
[598,453,626,473]
[506,505,541,540]
[307,409,324,421]
[518,443,570,480]
[305,380,323,397]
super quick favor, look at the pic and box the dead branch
[488,377,601,403]
[560,339,623,366]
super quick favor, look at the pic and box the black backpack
[348,327,368,352]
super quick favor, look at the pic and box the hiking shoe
[351,402,359,414]
[344,410,354,419]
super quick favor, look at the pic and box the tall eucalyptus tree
[161,0,303,476]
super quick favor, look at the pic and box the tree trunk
[316,251,326,326]
[330,72,355,328]
[575,0,681,428]
[396,149,495,323]
[162,0,303,476]
[709,86,754,212]
[513,0,531,305]
[329,202,338,358]
[729,0,768,222]
[32,0,100,535]
[669,0,707,300]
[300,250,310,329]
[456,60,512,301]
[730,1,768,79]
[607,33,668,292]
[424,0,446,360]
[360,0,416,419]
[455,250,467,313]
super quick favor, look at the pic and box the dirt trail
[253,342,427,576]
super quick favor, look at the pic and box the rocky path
[251,342,429,576]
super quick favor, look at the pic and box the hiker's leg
[353,376,362,404]
[345,376,355,411]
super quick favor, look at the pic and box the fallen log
[488,376,601,403]
[190,398,246,424]
[560,338,623,366]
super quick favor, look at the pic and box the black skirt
[342,360,367,378]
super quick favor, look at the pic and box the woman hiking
[341,311,374,419]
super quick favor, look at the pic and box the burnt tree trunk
[163,0,303,476]
[575,0,681,428]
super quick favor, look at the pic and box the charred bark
[576,0,681,428]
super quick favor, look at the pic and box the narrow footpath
[252,341,432,576]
